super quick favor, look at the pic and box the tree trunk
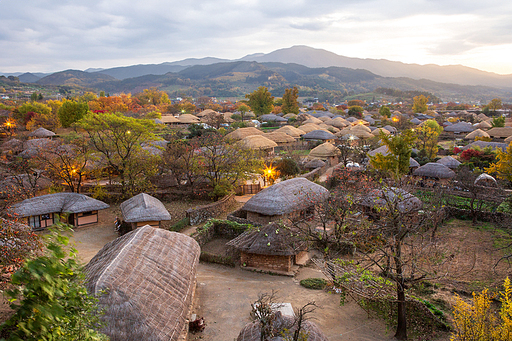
[395,284,407,340]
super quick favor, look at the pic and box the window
[28,216,41,229]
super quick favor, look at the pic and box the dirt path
[190,263,392,341]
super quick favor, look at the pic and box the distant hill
[92,61,512,102]
[36,70,116,87]
[18,73,41,83]
[239,45,512,89]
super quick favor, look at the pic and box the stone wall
[240,251,292,273]
[186,194,236,225]
[192,219,249,247]
[446,206,512,223]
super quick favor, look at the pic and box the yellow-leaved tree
[451,277,512,341]
[486,143,512,184]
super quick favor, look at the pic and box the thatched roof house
[360,187,423,215]
[160,115,180,124]
[227,222,308,274]
[297,123,322,133]
[240,135,278,153]
[259,114,287,122]
[505,136,512,143]
[264,132,296,144]
[242,178,329,225]
[12,193,109,229]
[225,127,264,141]
[436,156,461,169]
[474,173,498,187]
[372,128,391,136]
[304,158,326,169]
[196,109,216,117]
[85,225,200,341]
[382,125,397,133]
[28,127,56,138]
[349,125,373,139]
[461,141,508,152]
[474,121,492,130]
[120,193,171,229]
[413,162,455,180]
[465,129,490,139]
[444,122,474,134]
[308,142,340,165]
[274,125,305,138]
[177,114,200,124]
[302,129,336,141]
[487,127,512,139]
[324,118,348,128]
[302,117,323,125]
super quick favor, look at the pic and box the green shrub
[300,278,327,290]
[169,217,190,232]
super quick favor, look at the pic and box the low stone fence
[445,207,512,224]
[192,218,251,247]
[186,194,236,225]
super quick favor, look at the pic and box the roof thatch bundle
[298,123,322,133]
[350,125,373,138]
[436,156,461,169]
[264,132,296,144]
[444,122,474,133]
[227,222,306,256]
[160,115,180,124]
[85,225,200,341]
[334,127,352,137]
[236,311,328,341]
[302,117,323,125]
[177,114,200,124]
[304,158,326,169]
[1,138,23,152]
[225,127,264,140]
[461,141,508,152]
[465,129,490,139]
[196,109,216,117]
[360,187,423,214]
[413,162,455,179]
[242,178,329,216]
[410,118,422,125]
[318,124,339,133]
[12,193,109,218]
[368,145,389,157]
[317,116,331,122]
[259,114,287,122]
[274,125,305,138]
[240,135,278,150]
[28,127,56,138]
[120,193,171,223]
[505,136,512,143]
[475,120,492,129]
[487,127,512,138]
[324,118,348,128]
[302,129,336,140]
[309,142,340,159]
[474,173,498,187]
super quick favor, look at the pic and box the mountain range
[3,46,512,102]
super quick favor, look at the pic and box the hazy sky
[1,0,512,74]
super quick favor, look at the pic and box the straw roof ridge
[242,178,329,216]
[120,193,171,223]
[413,162,456,179]
[227,222,306,256]
[13,193,109,217]
[85,225,200,341]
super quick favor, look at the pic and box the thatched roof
[465,129,490,139]
[349,125,373,138]
[444,122,474,133]
[487,127,512,138]
[309,142,340,159]
[409,157,420,168]
[177,114,200,124]
[436,156,461,169]
[1,138,23,151]
[324,118,348,128]
[304,158,326,169]
[120,193,171,223]
[302,117,323,125]
[346,117,358,123]
[260,114,287,122]
[264,132,296,144]
[505,136,512,143]
[28,127,56,138]
[461,141,508,152]
[475,121,492,129]
[12,193,109,217]
[283,113,297,119]
[240,135,278,150]
[477,113,490,121]
[382,125,397,133]
[242,178,329,216]
[410,118,422,125]
[474,173,497,186]
[368,145,389,157]
[318,124,339,133]
[302,129,336,140]
[274,125,305,138]
[85,225,200,341]
[196,109,216,117]
[298,123,322,133]
[372,128,391,136]
[160,115,180,124]
[317,116,331,122]
[225,127,264,141]
[227,223,306,256]
[413,162,455,179]
[360,187,423,214]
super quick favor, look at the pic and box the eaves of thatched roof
[12,193,109,217]
[120,193,171,223]
[85,225,200,341]
[227,223,306,256]
[413,162,455,179]
[242,178,329,216]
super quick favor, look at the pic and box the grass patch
[300,278,327,290]
[169,217,190,232]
